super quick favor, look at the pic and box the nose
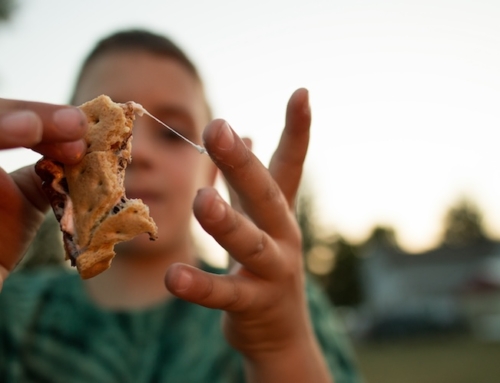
[129,120,154,168]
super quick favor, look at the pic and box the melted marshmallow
[129,102,207,154]
[60,198,75,236]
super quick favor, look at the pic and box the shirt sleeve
[0,268,65,382]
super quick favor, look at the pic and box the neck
[83,244,199,310]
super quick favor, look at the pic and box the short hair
[70,29,206,107]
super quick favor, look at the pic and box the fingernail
[58,140,87,163]
[216,121,235,150]
[208,193,226,222]
[53,108,85,137]
[175,269,193,292]
[1,111,42,144]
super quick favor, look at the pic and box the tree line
[297,192,493,307]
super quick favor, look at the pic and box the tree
[0,0,15,22]
[364,225,399,249]
[324,238,363,307]
[296,183,365,306]
[296,184,318,256]
[442,197,487,247]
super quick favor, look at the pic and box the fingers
[193,187,282,279]
[202,89,310,236]
[0,166,48,279]
[32,140,87,164]
[269,88,311,206]
[166,89,311,323]
[0,111,43,149]
[0,98,88,142]
[10,165,50,213]
[165,262,262,312]
[203,120,295,238]
[224,137,252,215]
[0,98,88,163]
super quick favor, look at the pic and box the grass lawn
[353,334,500,383]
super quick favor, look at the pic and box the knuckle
[245,232,267,263]
[261,182,282,204]
[214,140,252,171]
[217,210,240,237]
[197,275,215,302]
[220,277,242,311]
[244,233,281,273]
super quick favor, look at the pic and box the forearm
[243,336,333,383]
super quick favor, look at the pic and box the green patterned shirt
[0,265,363,383]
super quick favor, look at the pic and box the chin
[115,234,159,255]
[115,230,182,257]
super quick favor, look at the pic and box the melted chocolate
[35,158,80,265]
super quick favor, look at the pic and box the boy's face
[72,50,216,257]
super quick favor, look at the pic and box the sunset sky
[1,0,499,258]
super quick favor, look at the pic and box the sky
[1,0,500,256]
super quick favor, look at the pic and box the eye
[159,128,184,142]
[155,119,198,144]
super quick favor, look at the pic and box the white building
[358,238,500,339]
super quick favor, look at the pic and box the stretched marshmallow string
[131,102,207,154]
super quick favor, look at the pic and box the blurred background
[2,0,500,382]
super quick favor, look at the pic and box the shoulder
[305,275,345,329]
[305,275,365,383]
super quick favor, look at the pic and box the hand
[0,98,87,290]
[165,89,332,382]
